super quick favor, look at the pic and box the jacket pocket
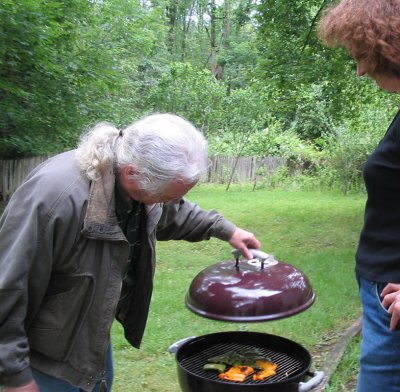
[28,274,94,361]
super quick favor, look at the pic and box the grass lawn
[111,184,366,391]
[328,334,361,391]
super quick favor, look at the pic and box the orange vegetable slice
[252,360,278,381]
[218,366,255,382]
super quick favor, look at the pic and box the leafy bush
[289,83,335,141]
[208,119,319,162]
[145,62,227,134]
[314,103,393,194]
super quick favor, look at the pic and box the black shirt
[356,110,400,283]
[115,182,143,262]
[114,182,146,311]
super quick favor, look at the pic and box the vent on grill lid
[185,249,315,322]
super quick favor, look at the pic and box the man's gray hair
[75,113,208,194]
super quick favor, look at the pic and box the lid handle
[231,248,277,269]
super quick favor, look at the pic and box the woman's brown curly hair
[318,0,400,77]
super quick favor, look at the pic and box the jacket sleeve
[0,173,86,388]
[156,198,236,242]
[0,192,44,387]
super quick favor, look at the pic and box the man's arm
[156,199,260,258]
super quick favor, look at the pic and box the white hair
[75,113,208,194]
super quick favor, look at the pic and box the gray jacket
[0,150,236,391]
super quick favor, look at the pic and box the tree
[0,0,169,157]
[145,62,226,132]
[254,0,358,139]
[0,0,94,156]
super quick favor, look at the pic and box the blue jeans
[357,276,400,392]
[31,344,113,392]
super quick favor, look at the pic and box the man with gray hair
[0,113,260,392]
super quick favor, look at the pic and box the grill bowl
[172,331,322,392]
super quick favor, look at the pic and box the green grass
[111,184,366,391]
[327,335,361,391]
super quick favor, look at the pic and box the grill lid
[185,249,315,322]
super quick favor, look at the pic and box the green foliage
[208,116,319,163]
[145,62,227,133]
[253,0,387,144]
[0,0,168,157]
[311,97,395,194]
[317,127,373,194]
[0,0,397,198]
[87,0,170,126]
[0,0,94,157]
[289,83,335,140]
[255,0,328,129]
[213,86,270,155]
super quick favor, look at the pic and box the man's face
[118,166,197,204]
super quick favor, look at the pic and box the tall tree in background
[254,0,394,141]
[161,0,255,80]
[217,0,232,80]
[205,0,233,79]
[0,0,168,156]
[85,0,169,125]
[208,0,219,78]
[166,0,179,51]
[0,0,95,156]
[255,1,330,137]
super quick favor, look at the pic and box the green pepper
[207,349,271,368]
[203,363,227,373]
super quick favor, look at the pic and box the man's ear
[124,165,137,178]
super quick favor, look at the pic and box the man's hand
[228,228,261,260]
[4,380,40,392]
[381,283,400,330]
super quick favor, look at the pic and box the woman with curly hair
[319,1,400,391]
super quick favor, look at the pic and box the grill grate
[179,341,305,385]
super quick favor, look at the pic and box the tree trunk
[166,0,179,52]
[209,0,218,78]
[181,0,196,61]
[216,0,232,80]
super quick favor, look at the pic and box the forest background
[1,0,399,193]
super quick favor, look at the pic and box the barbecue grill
[170,250,324,391]
[169,331,324,392]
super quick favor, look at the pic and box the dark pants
[31,345,113,392]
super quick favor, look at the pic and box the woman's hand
[228,228,261,260]
[381,283,400,330]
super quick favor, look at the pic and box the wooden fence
[205,156,287,184]
[0,156,287,202]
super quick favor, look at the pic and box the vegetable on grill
[203,349,278,382]
[206,348,271,368]
[252,360,278,381]
[218,366,254,382]
[203,363,227,373]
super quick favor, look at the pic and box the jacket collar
[82,168,125,240]
[82,168,163,239]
